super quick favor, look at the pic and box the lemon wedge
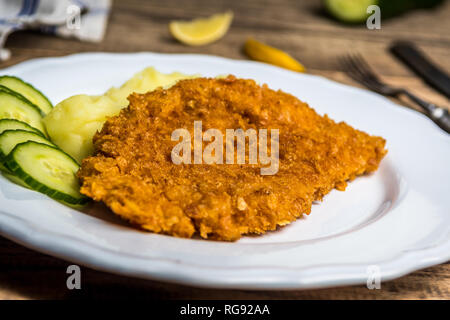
[169,11,233,46]
[244,38,306,72]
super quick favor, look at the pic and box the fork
[340,54,450,134]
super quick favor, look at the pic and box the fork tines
[340,54,386,93]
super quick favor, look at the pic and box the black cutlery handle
[401,90,450,134]
[430,108,450,134]
[391,41,450,99]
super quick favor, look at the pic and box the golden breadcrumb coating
[78,76,387,241]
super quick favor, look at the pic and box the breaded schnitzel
[78,76,387,241]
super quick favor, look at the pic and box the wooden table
[0,0,449,300]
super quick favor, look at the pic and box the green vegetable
[0,119,45,137]
[4,141,89,205]
[1,170,30,189]
[324,0,376,23]
[0,90,46,134]
[324,0,445,23]
[0,76,53,114]
[0,129,54,161]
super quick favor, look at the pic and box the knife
[390,41,450,99]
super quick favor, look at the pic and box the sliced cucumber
[0,90,46,134]
[1,170,30,189]
[0,162,10,173]
[5,141,88,205]
[0,84,21,95]
[0,76,52,114]
[0,129,54,160]
[0,119,45,137]
[0,84,45,118]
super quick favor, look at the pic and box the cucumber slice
[0,162,10,173]
[5,141,89,205]
[324,0,378,23]
[0,129,54,160]
[0,84,21,96]
[0,76,52,114]
[1,170,30,189]
[0,90,46,134]
[0,84,45,118]
[0,119,45,137]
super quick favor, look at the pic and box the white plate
[0,53,449,290]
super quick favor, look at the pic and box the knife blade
[390,41,450,99]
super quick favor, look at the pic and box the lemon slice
[169,11,233,46]
[244,38,306,72]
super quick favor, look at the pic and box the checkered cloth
[0,0,111,61]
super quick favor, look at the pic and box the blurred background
[1,0,449,110]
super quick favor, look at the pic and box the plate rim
[1,208,449,289]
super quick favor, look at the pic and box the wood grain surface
[0,0,449,300]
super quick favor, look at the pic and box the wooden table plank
[0,0,449,300]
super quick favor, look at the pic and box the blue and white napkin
[0,0,111,61]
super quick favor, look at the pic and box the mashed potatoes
[43,68,196,163]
